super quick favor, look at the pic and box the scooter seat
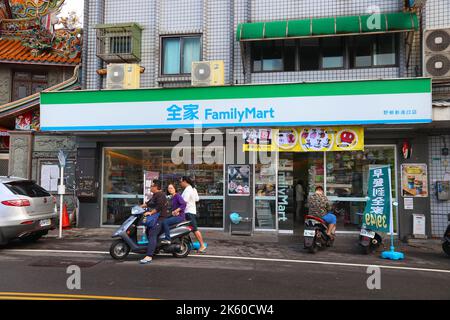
[305,215,327,225]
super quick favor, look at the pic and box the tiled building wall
[105,0,157,88]
[250,0,402,21]
[205,0,234,85]
[424,0,450,29]
[429,135,450,237]
[239,0,407,83]
[84,0,423,89]
[84,0,104,90]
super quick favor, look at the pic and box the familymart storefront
[40,78,432,238]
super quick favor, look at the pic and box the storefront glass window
[102,148,224,227]
[325,146,397,232]
[255,153,277,230]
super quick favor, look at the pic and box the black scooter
[303,215,335,253]
[359,226,383,254]
[443,224,450,257]
[357,212,383,254]
[110,206,193,260]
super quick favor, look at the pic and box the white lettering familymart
[205,107,275,123]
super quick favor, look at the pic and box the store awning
[236,12,419,41]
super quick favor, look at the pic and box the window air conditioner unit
[191,60,225,87]
[424,28,450,80]
[106,63,141,90]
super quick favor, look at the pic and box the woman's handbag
[143,212,160,229]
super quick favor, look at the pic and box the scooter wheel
[361,245,372,255]
[308,242,318,254]
[173,236,191,258]
[110,240,131,260]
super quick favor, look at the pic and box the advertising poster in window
[401,164,428,198]
[243,128,273,152]
[243,127,364,152]
[144,171,160,203]
[228,165,250,196]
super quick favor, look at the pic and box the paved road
[0,248,449,300]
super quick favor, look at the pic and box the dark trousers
[162,216,184,240]
[146,222,162,257]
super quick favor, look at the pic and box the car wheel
[110,240,131,260]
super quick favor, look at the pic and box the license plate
[360,229,375,238]
[39,219,52,227]
[304,229,316,237]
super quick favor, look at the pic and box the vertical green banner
[363,166,391,233]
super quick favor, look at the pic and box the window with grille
[95,23,143,63]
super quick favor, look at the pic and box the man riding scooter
[139,180,169,264]
[307,186,336,238]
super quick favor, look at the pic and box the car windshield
[4,181,51,198]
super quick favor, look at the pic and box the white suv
[0,177,57,245]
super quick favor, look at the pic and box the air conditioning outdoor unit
[191,60,225,87]
[424,28,450,80]
[106,63,141,90]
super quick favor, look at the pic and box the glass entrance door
[254,152,278,231]
[325,145,398,232]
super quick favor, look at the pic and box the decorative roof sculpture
[0,0,81,63]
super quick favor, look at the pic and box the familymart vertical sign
[363,166,392,233]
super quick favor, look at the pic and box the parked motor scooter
[359,226,383,254]
[356,212,382,254]
[443,223,450,257]
[303,215,335,253]
[110,206,193,260]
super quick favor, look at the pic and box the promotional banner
[363,166,391,233]
[401,164,428,197]
[243,127,364,152]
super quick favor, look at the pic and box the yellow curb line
[0,292,156,300]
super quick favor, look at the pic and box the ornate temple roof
[0,0,81,66]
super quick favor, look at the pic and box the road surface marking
[3,248,450,274]
[0,292,155,300]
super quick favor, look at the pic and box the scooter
[303,215,335,253]
[443,224,450,257]
[357,212,383,254]
[110,206,193,260]
[359,226,383,254]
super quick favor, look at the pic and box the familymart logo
[166,104,276,123]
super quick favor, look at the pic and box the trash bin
[229,212,253,236]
